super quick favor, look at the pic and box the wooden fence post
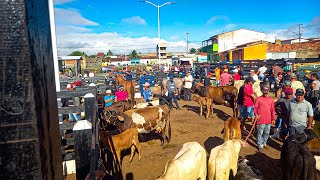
[73,120,92,180]
[0,1,62,179]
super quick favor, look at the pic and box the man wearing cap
[220,69,233,86]
[125,70,133,81]
[184,71,193,101]
[250,70,259,81]
[272,63,283,79]
[142,82,153,102]
[310,73,320,110]
[290,73,305,95]
[254,85,276,151]
[104,90,115,107]
[288,88,314,135]
[167,76,181,109]
[271,87,294,138]
[115,86,128,102]
[241,77,257,131]
[233,69,241,81]
[204,72,212,86]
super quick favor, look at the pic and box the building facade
[156,43,168,59]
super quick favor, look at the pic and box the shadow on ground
[204,136,224,154]
[183,104,230,121]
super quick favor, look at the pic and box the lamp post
[139,1,175,65]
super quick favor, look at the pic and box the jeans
[257,124,271,146]
[238,104,245,119]
[275,117,289,136]
[216,80,220,87]
[168,92,179,108]
[289,126,306,135]
[69,113,81,122]
[243,106,255,118]
[258,75,265,81]
[184,88,192,101]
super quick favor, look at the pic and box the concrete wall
[218,29,266,53]
[243,44,267,60]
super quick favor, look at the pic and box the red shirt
[220,73,232,86]
[234,74,241,80]
[115,90,128,101]
[243,84,254,107]
[254,96,275,124]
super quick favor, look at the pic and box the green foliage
[128,50,139,59]
[69,51,86,56]
[88,55,96,58]
[189,48,197,54]
[106,50,113,56]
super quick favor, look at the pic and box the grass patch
[162,144,177,149]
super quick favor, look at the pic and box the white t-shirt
[184,75,193,89]
[89,72,95,77]
[252,74,259,81]
[258,66,267,75]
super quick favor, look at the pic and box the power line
[298,23,303,43]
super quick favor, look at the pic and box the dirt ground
[66,100,283,180]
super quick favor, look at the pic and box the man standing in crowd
[290,73,305,95]
[184,71,193,101]
[167,75,181,109]
[254,85,276,151]
[241,77,257,131]
[271,87,294,138]
[233,69,241,81]
[272,63,283,79]
[310,73,320,111]
[236,66,244,80]
[142,82,153,102]
[220,69,233,86]
[257,63,267,81]
[104,89,115,107]
[250,70,259,81]
[215,67,221,86]
[204,72,212,86]
[115,86,128,102]
[288,88,313,135]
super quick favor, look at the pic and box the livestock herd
[93,77,320,180]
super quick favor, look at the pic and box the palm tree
[106,50,113,56]
[128,50,139,59]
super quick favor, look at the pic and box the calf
[305,138,320,155]
[223,117,241,142]
[281,133,316,180]
[208,139,242,180]
[191,95,214,119]
[235,157,263,180]
[156,142,207,180]
[99,128,141,165]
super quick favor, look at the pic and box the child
[254,85,276,151]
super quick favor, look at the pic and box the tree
[128,50,139,59]
[88,55,96,58]
[69,51,86,56]
[189,48,196,54]
[106,50,113,56]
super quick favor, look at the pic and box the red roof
[268,40,320,52]
[96,52,105,57]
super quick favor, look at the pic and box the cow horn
[117,116,124,121]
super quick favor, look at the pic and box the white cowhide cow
[117,105,171,145]
[208,139,242,180]
[234,80,263,97]
[157,142,207,180]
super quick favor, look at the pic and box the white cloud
[54,8,99,26]
[121,16,147,25]
[56,32,200,55]
[225,24,236,30]
[206,15,229,25]
[169,35,180,40]
[56,25,91,34]
[54,0,75,5]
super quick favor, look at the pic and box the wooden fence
[57,84,99,179]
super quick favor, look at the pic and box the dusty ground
[66,100,283,180]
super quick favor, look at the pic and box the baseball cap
[290,73,297,79]
[106,90,112,94]
[224,69,228,72]
[284,81,291,86]
[233,69,239,73]
[261,85,269,94]
[207,72,213,76]
[143,82,150,87]
[119,86,124,89]
[246,77,255,83]
[296,88,304,96]
[284,87,293,95]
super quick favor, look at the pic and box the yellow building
[228,41,268,61]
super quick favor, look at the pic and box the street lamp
[139,1,175,65]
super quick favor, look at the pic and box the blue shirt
[126,74,133,81]
[104,95,115,107]
[142,88,153,102]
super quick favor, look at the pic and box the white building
[214,28,267,53]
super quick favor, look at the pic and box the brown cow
[191,95,214,119]
[192,83,238,117]
[222,117,241,142]
[115,75,136,107]
[99,128,141,165]
[116,105,171,145]
[104,101,131,113]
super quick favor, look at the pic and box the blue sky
[54,0,320,55]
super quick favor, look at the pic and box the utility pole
[186,32,189,57]
[298,23,303,43]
